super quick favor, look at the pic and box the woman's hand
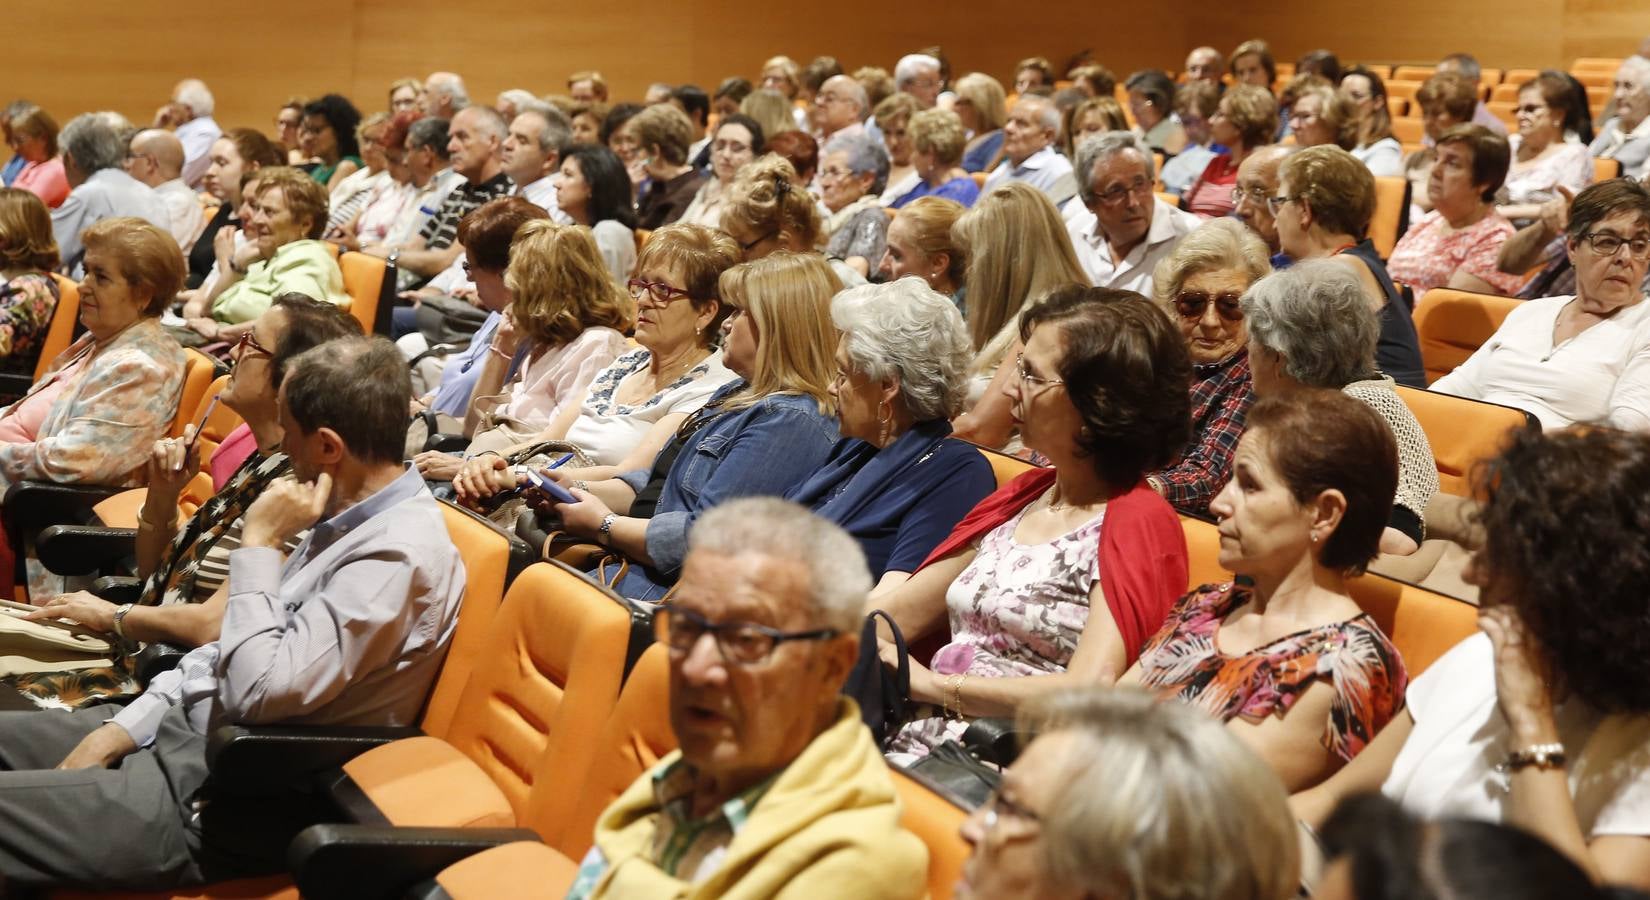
[452,454,521,506]
[23,591,120,633]
[1480,605,1560,744]
[213,224,238,272]
[144,430,201,507]
[186,318,221,340]
[882,639,941,704]
[493,311,520,357]
[235,240,268,272]
[413,451,465,482]
[554,488,613,538]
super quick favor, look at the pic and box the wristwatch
[387,249,401,268]
[112,604,135,641]
[597,513,617,546]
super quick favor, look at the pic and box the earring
[877,400,892,445]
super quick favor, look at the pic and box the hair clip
[774,177,791,197]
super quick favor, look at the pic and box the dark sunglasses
[1173,291,1244,322]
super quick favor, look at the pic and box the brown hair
[504,220,633,345]
[722,154,822,249]
[1070,65,1117,98]
[1416,72,1479,124]
[636,222,742,348]
[0,188,59,271]
[1016,57,1055,88]
[1245,390,1397,575]
[80,217,185,314]
[764,131,819,182]
[1295,85,1359,150]
[219,126,283,169]
[8,105,58,158]
[1281,145,1376,238]
[855,67,895,110]
[457,197,551,273]
[893,196,968,287]
[1230,39,1277,84]
[627,103,695,166]
[1563,178,1650,245]
[1220,84,1280,149]
[251,166,330,240]
[1435,124,1511,202]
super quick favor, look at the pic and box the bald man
[422,72,470,119]
[125,129,203,248]
[1184,47,1225,85]
[1232,144,1294,265]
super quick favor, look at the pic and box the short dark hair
[1296,49,1342,84]
[268,293,363,391]
[220,126,284,169]
[563,143,638,230]
[407,117,450,160]
[671,85,710,127]
[1564,178,1650,246]
[458,197,552,273]
[1019,286,1191,487]
[1230,39,1277,84]
[1523,70,1593,143]
[1124,70,1176,110]
[281,336,411,466]
[1474,427,1650,714]
[1436,124,1511,202]
[302,93,363,160]
[599,103,644,147]
[714,77,754,105]
[713,114,766,157]
[1416,72,1480,123]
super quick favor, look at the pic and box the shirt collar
[309,465,426,544]
[464,171,512,193]
[1013,145,1058,172]
[651,757,777,834]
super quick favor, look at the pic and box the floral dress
[1135,582,1408,762]
[0,272,59,376]
[886,502,1106,761]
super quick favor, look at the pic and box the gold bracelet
[945,673,966,720]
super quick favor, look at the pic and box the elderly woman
[1246,260,1440,555]
[785,279,994,587]
[1500,72,1594,223]
[0,190,62,376]
[1126,69,1188,156]
[1289,84,1358,151]
[1275,146,1426,387]
[452,222,741,499]
[892,109,979,209]
[1387,125,1525,299]
[1147,219,1267,516]
[180,166,346,345]
[6,106,68,209]
[1433,179,1650,430]
[1062,96,1130,160]
[333,113,417,253]
[738,89,798,143]
[759,55,802,101]
[323,112,391,237]
[880,197,968,310]
[1124,390,1408,791]
[720,153,864,289]
[954,73,1009,174]
[678,115,763,229]
[1159,82,1221,196]
[874,93,922,205]
[1590,56,1650,180]
[1184,85,1279,218]
[820,132,891,277]
[189,128,282,288]
[554,143,638,282]
[629,104,705,230]
[539,252,842,601]
[298,93,363,191]
[16,295,359,705]
[876,286,1190,761]
[1405,73,1480,220]
[389,78,420,115]
[1294,426,1650,890]
[568,102,607,146]
[1340,66,1403,177]
[958,689,1300,900]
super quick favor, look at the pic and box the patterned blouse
[1136,582,1408,762]
[1386,210,1524,297]
[0,272,60,375]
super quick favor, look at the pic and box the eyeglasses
[1230,185,1271,206]
[979,787,1043,839]
[1014,353,1064,393]
[1515,104,1547,115]
[233,329,273,361]
[1266,194,1301,216]
[711,140,751,156]
[656,606,838,665]
[818,166,854,180]
[627,278,694,305]
[1091,177,1153,207]
[1579,231,1650,259]
[1174,290,1245,322]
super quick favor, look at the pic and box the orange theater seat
[894,769,971,899]
[1412,288,1521,384]
[976,447,1037,489]
[1394,385,1537,496]
[1370,176,1410,259]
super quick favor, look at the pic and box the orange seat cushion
[342,735,516,828]
[434,842,579,899]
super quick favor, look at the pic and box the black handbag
[907,738,1001,809]
[842,610,909,748]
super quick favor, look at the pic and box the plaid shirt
[1155,349,1253,517]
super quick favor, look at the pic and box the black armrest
[35,525,138,576]
[1,481,124,550]
[289,823,539,900]
[207,724,423,796]
[407,342,464,369]
[961,717,1028,767]
[89,576,143,604]
[133,641,189,685]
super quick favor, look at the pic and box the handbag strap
[867,608,909,690]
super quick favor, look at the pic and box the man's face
[1233,54,1271,88]
[903,68,942,108]
[447,109,498,181]
[666,550,854,790]
[1002,100,1054,165]
[1086,151,1154,248]
[502,112,553,185]
[420,78,446,116]
[276,382,326,484]
[814,79,861,136]
[1014,67,1045,96]
[570,80,597,104]
[1234,153,1282,251]
[1185,49,1223,83]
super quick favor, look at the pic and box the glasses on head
[979,787,1043,839]
[1174,290,1245,322]
[1230,185,1270,206]
[1092,177,1152,206]
[233,329,273,361]
[1579,231,1650,259]
[627,278,694,306]
[1265,194,1301,216]
[656,606,838,665]
[1014,353,1064,393]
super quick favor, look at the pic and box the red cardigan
[915,467,1188,665]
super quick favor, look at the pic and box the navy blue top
[786,420,996,578]
[892,177,981,209]
[1341,239,1427,389]
[962,131,1005,174]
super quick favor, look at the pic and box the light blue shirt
[430,311,502,416]
[52,168,172,276]
[982,145,1077,207]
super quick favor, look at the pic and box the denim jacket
[613,381,838,600]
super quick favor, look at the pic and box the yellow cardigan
[585,699,929,899]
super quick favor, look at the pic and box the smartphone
[525,469,578,504]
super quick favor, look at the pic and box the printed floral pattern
[0,273,59,375]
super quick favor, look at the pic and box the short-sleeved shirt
[1182,154,1240,218]
[418,172,513,250]
[1386,210,1524,297]
[565,348,739,467]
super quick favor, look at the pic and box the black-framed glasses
[1174,290,1245,322]
[1266,194,1301,216]
[656,606,839,665]
[1014,353,1064,393]
[233,329,273,361]
[1092,177,1153,207]
[1579,231,1650,259]
[627,278,694,305]
[739,229,779,253]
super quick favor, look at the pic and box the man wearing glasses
[1065,131,1201,294]
[566,498,927,900]
[1231,145,1296,269]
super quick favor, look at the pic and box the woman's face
[1074,109,1117,147]
[878,215,943,286]
[827,335,892,443]
[1208,427,1320,575]
[359,124,388,172]
[1569,209,1650,312]
[1000,322,1083,461]
[1208,101,1239,148]
[77,248,151,341]
[383,139,411,185]
[553,157,590,219]
[1420,103,1466,143]
[711,123,756,184]
[1174,267,1251,366]
[571,113,600,146]
[712,95,742,121]
[632,261,713,353]
[274,108,301,151]
[910,144,941,181]
[390,85,420,115]
[881,115,912,167]
[952,96,981,134]
[720,303,758,379]
[12,130,48,164]
[1289,94,1334,147]
[608,125,641,165]
[1272,175,1310,258]
[1516,87,1561,147]
[819,150,872,212]
[1339,74,1378,120]
[957,731,1082,900]
[1427,141,1483,213]
[761,67,796,99]
[1127,89,1162,129]
[203,137,247,203]
[223,305,287,422]
[248,185,309,255]
[299,113,337,161]
[1233,54,1271,88]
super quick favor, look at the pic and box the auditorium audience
[51,114,169,275]
[1289,83,1357,151]
[630,103,706,229]
[1067,131,1202,294]
[1014,56,1055,96]
[1184,46,1225,85]
[422,71,470,118]
[388,78,420,115]
[6,105,68,209]
[1069,64,1117,99]
[878,286,1189,761]
[123,129,203,250]
[892,108,978,208]
[1339,66,1403,177]
[298,93,363,191]
[1435,51,1510,136]
[1062,95,1130,163]
[555,143,640,282]
[879,197,968,306]
[820,131,891,277]
[814,75,871,145]
[982,96,1077,207]
[1501,72,1594,223]
[0,189,62,375]
[156,79,221,188]
[1184,85,1279,218]
[376,116,459,251]
[894,54,943,108]
[1404,72,1480,220]
[1159,81,1221,196]
[1297,49,1343,84]
[1148,219,1266,516]
[717,154,859,285]
[1590,56,1650,179]
[1126,69,1188,156]
[1232,144,1293,263]
[954,72,1008,174]
[1230,39,1278,89]
[501,105,571,219]
[959,688,1299,900]
[189,128,282,288]
[679,114,763,228]
[1387,125,1525,299]
[873,92,921,203]
[322,113,391,231]
[712,76,752,121]
[1125,389,1407,790]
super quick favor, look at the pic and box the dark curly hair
[302,93,362,161]
[1018,286,1190,488]
[1474,427,1650,715]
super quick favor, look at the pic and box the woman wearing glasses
[1147,219,1267,517]
[1386,125,1526,302]
[1182,85,1279,219]
[1433,180,1650,431]
[876,286,1192,763]
[553,143,639,283]
[677,115,764,229]
[1498,72,1595,225]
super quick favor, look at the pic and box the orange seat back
[1180,516,1228,591]
[1595,157,1623,182]
[167,350,219,439]
[1391,67,1433,83]
[418,502,519,737]
[338,251,387,335]
[893,769,971,900]
[970,171,988,188]
[1391,117,1424,144]
[34,275,83,382]
[976,448,1036,490]
[1412,288,1522,384]
[1393,385,1536,496]
[1370,176,1410,259]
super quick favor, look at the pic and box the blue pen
[547,452,575,469]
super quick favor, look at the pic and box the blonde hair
[251,166,330,240]
[909,107,967,167]
[1063,96,1129,157]
[1220,84,1280,150]
[953,73,1008,132]
[1295,85,1359,151]
[893,196,967,287]
[1020,689,1300,900]
[504,220,633,345]
[1152,218,1273,313]
[721,154,822,249]
[873,92,922,131]
[760,56,801,98]
[739,89,798,140]
[388,77,420,107]
[951,182,1087,371]
[0,188,59,272]
[716,251,839,413]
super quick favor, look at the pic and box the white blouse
[499,327,629,432]
[565,348,738,465]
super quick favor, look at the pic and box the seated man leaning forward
[0,335,465,892]
[565,497,926,899]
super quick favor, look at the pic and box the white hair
[689,498,870,633]
[174,79,214,117]
[832,277,973,420]
[496,88,536,113]
[1242,259,1378,387]
[894,54,941,88]
[1018,96,1061,132]
[1075,131,1155,201]
[823,130,890,194]
[1620,56,1650,92]
[823,75,869,115]
[427,72,470,110]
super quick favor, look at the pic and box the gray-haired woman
[1244,259,1439,556]
[819,130,891,277]
[784,277,995,590]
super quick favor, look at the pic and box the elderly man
[1590,56,1650,179]
[495,88,537,121]
[813,74,870,144]
[503,104,572,220]
[1232,144,1295,267]
[569,71,609,104]
[152,79,221,189]
[1066,131,1201,293]
[51,113,170,275]
[894,54,943,108]
[0,337,464,891]
[982,95,1077,206]
[125,128,204,249]
[422,72,470,119]
[1184,46,1226,85]
[564,498,926,899]
[1435,53,1508,135]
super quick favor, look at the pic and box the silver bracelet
[112,603,135,641]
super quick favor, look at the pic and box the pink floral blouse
[1386,210,1524,296]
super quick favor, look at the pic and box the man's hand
[24,592,120,634]
[242,473,332,549]
[413,451,464,482]
[57,723,138,770]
